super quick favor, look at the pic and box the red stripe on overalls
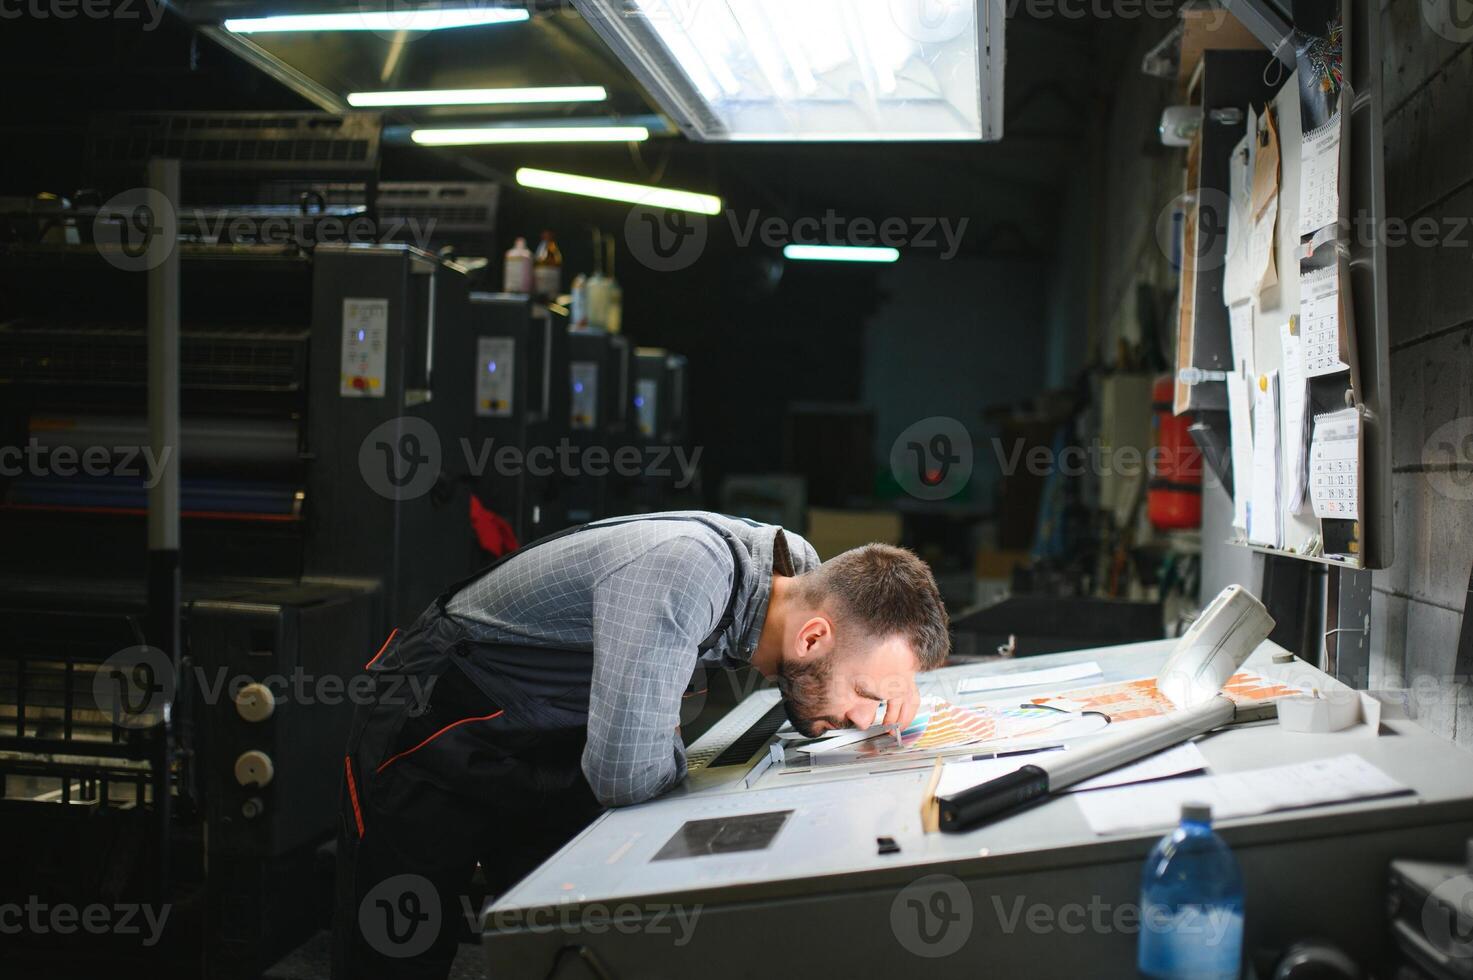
[344,755,366,839]
[364,628,399,669]
[374,710,505,775]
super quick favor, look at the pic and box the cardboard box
[975,548,1030,581]
[804,508,902,561]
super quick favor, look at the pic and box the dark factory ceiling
[2,2,1144,263]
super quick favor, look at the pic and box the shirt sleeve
[583,533,730,807]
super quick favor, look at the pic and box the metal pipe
[1044,696,1236,787]
[145,157,182,897]
[148,158,181,552]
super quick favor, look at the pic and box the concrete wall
[864,257,1051,507]
[1372,0,1473,746]
[1080,4,1472,744]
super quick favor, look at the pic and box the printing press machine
[561,326,633,527]
[464,292,572,542]
[0,236,485,975]
[620,347,692,514]
[482,640,1473,978]
[0,113,510,973]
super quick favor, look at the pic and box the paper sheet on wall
[1228,301,1255,377]
[1249,107,1282,295]
[1074,753,1412,836]
[1250,196,1279,295]
[1248,371,1282,547]
[1279,321,1309,513]
[1298,113,1341,237]
[1309,408,1360,520]
[1227,373,1254,535]
[1223,134,1254,307]
[1300,266,1348,376]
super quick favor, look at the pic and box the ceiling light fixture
[412,126,649,145]
[515,167,722,215]
[783,244,900,263]
[348,86,608,107]
[224,8,529,33]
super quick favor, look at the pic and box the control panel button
[234,750,275,788]
[235,682,276,723]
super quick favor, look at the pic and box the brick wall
[1373,0,1473,746]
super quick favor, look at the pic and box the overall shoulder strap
[437,516,753,649]
[694,523,748,651]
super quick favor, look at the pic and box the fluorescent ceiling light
[349,86,607,107]
[572,0,1002,142]
[412,126,648,145]
[783,244,900,263]
[516,167,721,215]
[223,8,529,33]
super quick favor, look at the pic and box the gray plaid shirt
[446,512,819,806]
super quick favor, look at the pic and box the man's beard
[775,655,846,737]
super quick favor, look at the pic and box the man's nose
[844,702,874,729]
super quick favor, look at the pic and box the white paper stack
[1279,322,1310,514]
[1247,371,1282,547]
[1075,753,1411,835]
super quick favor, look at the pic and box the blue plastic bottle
[1138,802,1245,980]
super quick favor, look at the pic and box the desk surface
[489,639,1473,916]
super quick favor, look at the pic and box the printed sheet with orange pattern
[1031,670,1306,722]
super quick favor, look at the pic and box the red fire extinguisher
[1148,374,1202,530]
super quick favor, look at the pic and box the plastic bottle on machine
[570,272,589,329]
[502,236,533,295]
[1138,802,1245,980]
[605,236,622,335]
[533,230,562,302]
[585,228,611,330]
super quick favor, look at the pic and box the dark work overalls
[331,516,745,980]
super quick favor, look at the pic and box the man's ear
[793,615,833,661]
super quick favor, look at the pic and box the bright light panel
[413,126,648,145]
[577,0,999,141]
[224,8,529,33]
[349,86,607,107]
[783,244,900,263]
[515,168,722,215]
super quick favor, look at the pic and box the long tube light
[783,244,899,263]
[223,8,529,33]
[413,126,649,145]
[515,167,722,215]
[349,86,607,108]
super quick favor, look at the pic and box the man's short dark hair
[796,544,950,669]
